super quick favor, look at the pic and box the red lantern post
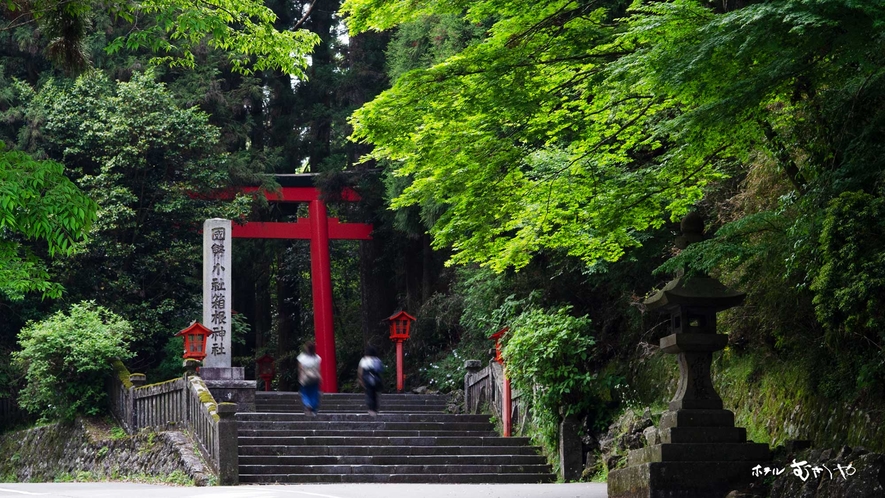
[175,322,211,361]
[256,354,275,392]
[489,327,512,437]
[387,311,416,392]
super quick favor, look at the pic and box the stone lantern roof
[644,274,745,312]
[644,212,745,312]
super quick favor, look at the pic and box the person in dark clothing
[357,346,383,416]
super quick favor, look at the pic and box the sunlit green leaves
[346,0,721,271]
[8,0,320,75]
[345,0,885,275]
[106,0,320,75]
[0,143,97,300]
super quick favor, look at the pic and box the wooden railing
[464,360,529,433]
[465,359,585,480]
[134,378,186,429]
[107,360,238,484]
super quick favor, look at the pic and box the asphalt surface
[0,483,607,498]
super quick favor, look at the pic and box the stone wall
[767,446,885,498]
[626,350,885,454]
[0,419,214,485]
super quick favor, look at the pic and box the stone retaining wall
[767,446,885,498]
[0,419,213,485]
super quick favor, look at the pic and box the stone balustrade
[107,360,238,485]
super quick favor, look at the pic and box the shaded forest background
[2,0,885,467]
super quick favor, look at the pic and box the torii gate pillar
[309,198,336,392]
[227,179,372,393]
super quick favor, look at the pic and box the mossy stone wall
[625,348,885,453]
[0,419,213,484]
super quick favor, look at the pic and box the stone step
[238,445,544,457]
[256,403,448,409]
[257,396,448,403]
[239,473,556,484]
[255,405,448,412]
[237,421,493,431]
[608,461,761,497]
[256,393,449,401]
[238,435,533,447]
[256,400,447,408]
[239,454,549,466]
[255,393,449,405]
[255,407,444,413]
[237,412,490,423]
[256,391,449,395]
[240,463,553,475]
[242,392,550,485]
[239,430,498,437]
[659,409,735,429]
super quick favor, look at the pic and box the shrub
[13,301,133,421]
[504,306,599,415]
[503,306,618,455]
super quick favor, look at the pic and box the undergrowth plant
[13,301,134,421]
[503,306,619,459]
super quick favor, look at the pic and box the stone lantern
[608,212,770,498]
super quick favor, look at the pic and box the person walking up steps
[358,346,384,416]
[297,342,322,416]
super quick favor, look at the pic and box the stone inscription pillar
[203,218,232,369]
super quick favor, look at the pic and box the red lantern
[175,321,211,361]
[489,326,511,437]
[386,311,416,392]
[489,327,509,364]
[256,354,275,392]
[387,311,416,342]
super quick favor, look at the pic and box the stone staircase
[237,392,556,483]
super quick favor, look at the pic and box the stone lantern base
[608,409,769,498]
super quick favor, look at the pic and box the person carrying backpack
[297,342,322,416]
[357,345,384,416]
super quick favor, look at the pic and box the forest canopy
[2,0,319,75]
[343,0,885,271]
[2,0,885,442]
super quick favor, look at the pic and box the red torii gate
[230,179,372,393]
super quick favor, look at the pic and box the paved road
[0,483,607,498]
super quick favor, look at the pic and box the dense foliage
[13,301,133,420]
[0,0,398,403]
[504,307,616,453]
[2,0,318,75]
[0,144,97,300]
[345,0,885,273]
[340,0,885,461]
[2,0,884,467]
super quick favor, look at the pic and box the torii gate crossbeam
[230,184,371,393]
